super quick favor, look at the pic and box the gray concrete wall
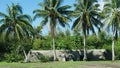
[24,49,112,62]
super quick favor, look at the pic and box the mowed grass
[0,61,80,68]
[0,61,120,68]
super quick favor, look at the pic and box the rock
[58,54,66,61]
[86,49,110,60]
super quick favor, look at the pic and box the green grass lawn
[0,61,120,68]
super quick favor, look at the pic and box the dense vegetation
[0,0,120,62]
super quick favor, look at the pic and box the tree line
[0,0,120,62]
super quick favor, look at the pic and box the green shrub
[115,41,120,60]
[102,40,120,60]
[33,39,51,50]
[38,55,49,62]
[4,52,24,62]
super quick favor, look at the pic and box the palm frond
[15,26,20,41]
[0,23,9,33]
[0,12,8,17]
[104,3,111,8]
[5,29,11,40]
[57,19,65,27]
[54,0,62,8]
[40,16,48,26]
[6,5,12,17]
[57,12,71,22]
[33,10,48,20]
[89,4,100,12]
[18,19,32,28]
[108,12,116,29]
[91,15,103,27]
[33,14,41,21]
[18,14,32,22]
[57,16,70,27]
[74,0,84,10]
[16,24,25,38]
[58,11,73,16]
[15,4,23,14]
[0,19,4,23]
[58,5,71,11]
[33,9,43,13]
[72,16,81,29]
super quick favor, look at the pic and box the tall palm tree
[33,0,72,60]
[103,0,120,61]
[0,3,34,58]
[72,0,102,61]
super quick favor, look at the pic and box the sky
[0,0,104,35]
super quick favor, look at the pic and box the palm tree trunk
[23,50,27,62]
[112,39,115,61]
[112,28,116,61]
[83,35,87,61]
[50,23,57,61]
[52,37,57,61]
[50,15,57,61]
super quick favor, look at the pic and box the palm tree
[72,0,102,61]
[33,0,72,61]
[103,0,120,61]
[0,3,34,59]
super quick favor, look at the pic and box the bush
[38,55,50,62]
[102,39,120,60]
[4,52,24,62]
[33,39,51,50]
[115,40,120,60]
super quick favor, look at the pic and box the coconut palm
[33,0,72,60]
[72,0,103,60]
[0,3,34,58]
[103,0,120,61]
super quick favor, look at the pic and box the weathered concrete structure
[24,49,111,62]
